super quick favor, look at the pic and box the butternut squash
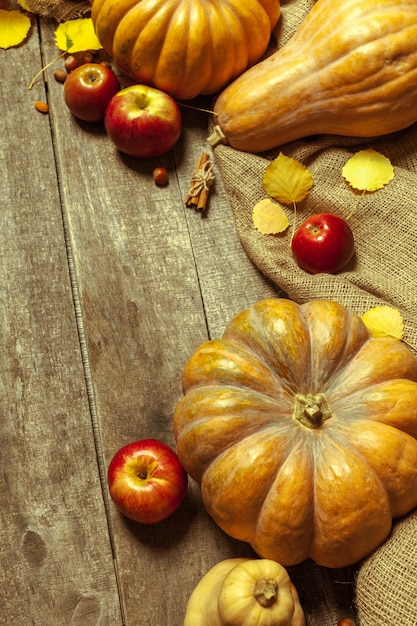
[212,0,417,153]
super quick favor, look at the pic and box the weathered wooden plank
[0,22,121,626]
[173,104,282,338]
[37,22,261,626]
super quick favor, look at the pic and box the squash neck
[294,393,333,429]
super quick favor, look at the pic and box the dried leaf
[342,149,394,191]
[263,152,314,204]
[361,305,404,340]
[0,8,31,48]
[253,198,290,234]
[55,18,102,53]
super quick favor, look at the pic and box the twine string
[188,159,215,197]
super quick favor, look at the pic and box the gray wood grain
[0,21,122,626]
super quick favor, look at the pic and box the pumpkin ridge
[308,432,392,567]
[153,2,193,95]
[331,378,417,438]
[332,418,417,518]
[223,337,299,397]
[325,336,417,402]
[300,302,369,393]
[246,300,313,393]
[181,383,295,421]
[202,428,297,542]
[181,337,295,399]
[210,382,295,406]
[174,385,295,481]
[252,437,315,564]
[118,3,172,81]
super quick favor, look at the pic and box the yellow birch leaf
[342,149,394,191]
[263,152,314,204]
[0,9,31,48]
[253,198,290,234]
[55,18,102,53]
[361,305,404,340]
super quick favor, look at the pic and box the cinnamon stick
[185,152,215,213]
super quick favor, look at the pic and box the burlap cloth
[211,0,417,624]
[23,0,90,20]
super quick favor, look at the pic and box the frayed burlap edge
[24,0,91,20]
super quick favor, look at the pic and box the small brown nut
[53,69,67,83]
[34,100,49,114]
[64,55,79,73]
[152,167,169,186]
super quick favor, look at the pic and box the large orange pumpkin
[90,0,280,100]
[173,299,417,568]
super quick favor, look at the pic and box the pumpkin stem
[254,578,278,608]
[294,393,333,429]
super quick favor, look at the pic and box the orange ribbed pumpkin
[91,0,280,100]
[174,298,417,568]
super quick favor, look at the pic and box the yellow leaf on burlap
[55,18,102,53]
[0,9,31,48]
[342,149,394,191]
[253,198,290,234]
[263,153,314,204]
[361,305,404,340]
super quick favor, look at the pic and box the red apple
[107,439,188,524]
[104,84,182,158]
[291,213,355,274]
[64,63,120,122]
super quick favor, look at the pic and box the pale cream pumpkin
[184,558,305,626]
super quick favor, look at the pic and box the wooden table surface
[0,12,356,626]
